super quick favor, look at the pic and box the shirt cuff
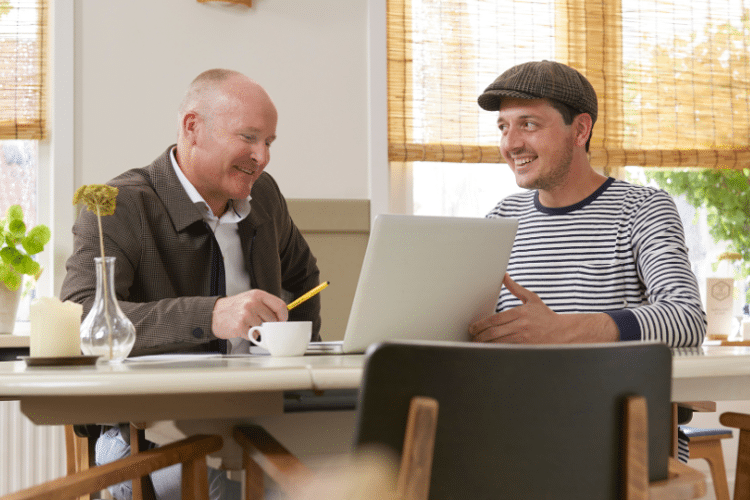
[605,309,641,341]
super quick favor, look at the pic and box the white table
[0,353,364,423]
[671,345,750,401]
[2,345,750,415]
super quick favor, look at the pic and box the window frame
[38,0,75,299]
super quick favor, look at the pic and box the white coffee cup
[248,321,312,357]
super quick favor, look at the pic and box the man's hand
[211,290,288,339]
[468,274,619,344]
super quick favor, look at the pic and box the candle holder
[80,257,135,362]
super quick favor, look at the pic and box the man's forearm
[558,312,620,343]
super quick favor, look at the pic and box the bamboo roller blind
[388,0,750,170]
[0,0,47,140]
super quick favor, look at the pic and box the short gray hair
[177,69,241,123]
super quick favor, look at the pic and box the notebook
[307,214,518,355]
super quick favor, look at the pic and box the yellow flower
[73,185,118,216]
[72,184,119,266]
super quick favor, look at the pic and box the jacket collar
[145,145,271,233]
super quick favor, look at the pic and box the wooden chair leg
[688,438,731,500]
[130,423,157,500]
[181,452,210,500]
[242,449,265,500]
[64,425,92,500]
[737,427,750,499]
[64,425,88,474]
[671,403,679,458]
[720,412,750,500]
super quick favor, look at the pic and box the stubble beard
[515,141,574,192]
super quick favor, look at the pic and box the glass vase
[80,256,136,362]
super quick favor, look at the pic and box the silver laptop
[307,214,518,354]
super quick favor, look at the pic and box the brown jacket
[61,146,321,355]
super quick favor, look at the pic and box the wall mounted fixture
[197,0,252,7]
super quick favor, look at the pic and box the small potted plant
[0,205,50,333]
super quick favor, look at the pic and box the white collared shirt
[170,148,252,353]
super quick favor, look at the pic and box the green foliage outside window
[624,10,750,305]
[645,169,750,304]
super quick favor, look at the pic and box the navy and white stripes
[487,178,706,347]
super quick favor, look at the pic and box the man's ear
[572,113,593,148]
[181,111,201,144]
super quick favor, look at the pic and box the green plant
[0,2,12,19]
[0,205,51,292]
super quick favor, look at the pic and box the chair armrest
[2,434,222,500]
[720,411,750,430]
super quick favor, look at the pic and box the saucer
[18,355,100,367]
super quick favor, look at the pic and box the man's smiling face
[496,97,575,192]
[186,75,278,214]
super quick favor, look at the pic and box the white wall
[73,0,371,199]
[46,0,384,293]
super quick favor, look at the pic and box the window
[388,0,750,170]
[411,162,526,217]
[388,0,750,325]
[0,140,38,323]
[0,0,48,328]
[0,0,47,140]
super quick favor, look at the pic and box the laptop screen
[335,214,518,353]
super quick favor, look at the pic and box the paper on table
[123,353,224,363]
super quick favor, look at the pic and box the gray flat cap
[478,60,598,124]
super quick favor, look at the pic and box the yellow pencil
[287,281,330,310]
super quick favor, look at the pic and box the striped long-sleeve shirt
[487,177,706,347]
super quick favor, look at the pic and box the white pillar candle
[29,297,83,357]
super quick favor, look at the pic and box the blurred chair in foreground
[236,341,705,500]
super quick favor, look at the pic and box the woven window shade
[0,0,48,140]
[388,0,750,170]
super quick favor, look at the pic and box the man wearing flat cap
[469,60,706,348]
